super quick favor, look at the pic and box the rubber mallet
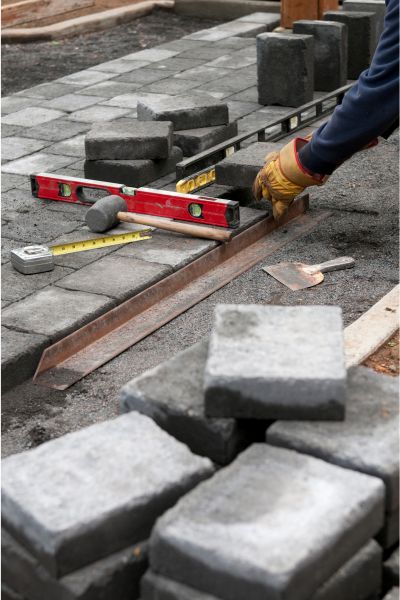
[85,195,233,242]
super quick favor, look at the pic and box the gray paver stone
[45,94,102,113]
[204,304,346,420]
[212,21,269,37]
[383,588,400,600]
[173,122,238,156]
[1,412,214,577]
[215,141,280,188]
[90,58,150,74]
[1,152,76,176]
[85,120,173,160]
[2,107,66,128]
[58,69,116,86]
[343,0,386,43]
[80,80,144,98]
[116,69,177,84]
[2,528,147,600]
[1,327,48,393]
[137,96,229,130]
[141,571,219,600]
[120,339,267,465]
[2,96,43,115]
[1,287,115,339]
[2,262,74,304]
[46,134,86,158]
[215,37,255,49]
[56,255,172,301]
[378,508,399,549]
[141,78,200,95]
[1,137,50,161]
[68,105,132,123]
[2,205,82,244]
[22,119,92,142]
[324,11,376,78]
[236,12,281,27]
[204,53,256,70]
[293,20,348,91]
[173,65,231,82]
[121,48,179,62]
[84,146,183,187]
[267,367,399,510]
[257,32,314,107]
[21,82,86,100]
[384,547,399,587]
[150,444,384,600]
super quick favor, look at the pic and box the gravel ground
[1,8,219,96]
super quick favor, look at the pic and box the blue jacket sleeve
[299,0,399,175]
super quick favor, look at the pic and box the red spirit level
[31,173,240,229]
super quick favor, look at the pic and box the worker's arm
[253,0,399,219]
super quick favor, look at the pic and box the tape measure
[11,230,152,274]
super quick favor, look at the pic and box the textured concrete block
[343,0,386,42]
[257,32,314,107]
[85,120,173,160]
[45,94,101,113]
[324,11,376,78]
[84,146,183,187]
[2,528,148,600]
[267,367,399,511]
[383,588,400,600]
[173,122,238,156]
[211,21,269,38]
[2,107,65,127]
[204,304,346,420]
[137,96,229,131]
[68,105,132,123]
[142,540,382,600]
[2,412,214,577]
[1,152,75,176]
[384,547,399,587]
[1,327,48,393]
[215,141,280,188]
[378,509,399,549]
[23,118,91,142]
[120,340,266,465]
[236,12,281,27]
[2,137,50,161]
[150,444,384,600]
[293,20,348,91]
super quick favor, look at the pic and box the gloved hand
[253,137,328,220]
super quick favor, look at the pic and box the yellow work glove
[253,137,328,220]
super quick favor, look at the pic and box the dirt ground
[363,330,399,376]
[1,8,219,96]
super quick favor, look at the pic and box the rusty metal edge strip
[34,197,320,389]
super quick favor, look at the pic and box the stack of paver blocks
[120,303,398,600]
[1,413,214,600]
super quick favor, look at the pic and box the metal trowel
[263,257,355,291]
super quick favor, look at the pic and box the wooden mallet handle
[116,211,233,243]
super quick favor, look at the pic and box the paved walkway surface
[2,18,399,457]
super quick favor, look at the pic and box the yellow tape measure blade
[51,230,152,256]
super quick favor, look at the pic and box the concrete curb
[174,0,280,20]
[1,0,174,42]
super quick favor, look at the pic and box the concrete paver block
[1,152,75,176]
[47,134,86,158]
[120,340,266,465]
[45,94,101,113]
[2,412,214,577]
[267,367,399,511]
[137,96,229,131]
[84,146,183,187]
[142,78,201,95]
[343,0,386,42]
[383,588,400,600]
[2,107,66,128]
[324,11,376,78]
[81,80,144,98]
[121,48,179,62]
[1,137,50,161]
[2,262,74,304]
[17,82,80,100]
[236,12,281,27]
[58,69,116,86]
[378,508,399,549]
[204,53,256,70]
[68,105,132,123]
[150,444,384,600]
[90,58,150,74]
[23,119,91,142]
[116,68,177,85]
[56,255,172,302]
[212,21,269,37]
[1,286,115,339]
[141,571,219,600]
[215,36,255,49]
[2,528,147,600]
[215,141,280,188]
[204,304,346,420]
[173,65,231,82]
[85,120,173,160]
[293,20,348,91]
[1,95,42,115]
[1,327,48,393]
[384,547,399,588]
[257,32,314,107]
[173,122,238,156]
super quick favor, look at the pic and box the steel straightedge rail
[176,84,352,180]
[34,196,331,390]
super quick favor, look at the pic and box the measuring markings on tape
[11,230,152,274]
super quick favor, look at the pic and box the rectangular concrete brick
[293,20,348,91]
[46,134,86,158]
[384,547,399,588]
[343,0,386,43]
[2,412,214,577]
[324,11,376,78]
[383,589,400,600]
[45,94,101,113]
[1,152,75,176]
[215,141,280,188]
[142,540,382,600]
[211,21,269,37]
[2,528,148,600]
[84,146,183,187]
[257,32,314,107]
[137,96,229,131]
[2,137,50,161]
[204,304,346,420]
[85,120,173,160]
[236,12,281,27]
[120,340,267,465]
[141,78,201,96]
[2,107,66,128]
[2,261,74,304]
[22,118,92,142]
[1,327,48,393]
[173,122,238,156]
[150,444,384,600]
[267,367,399,511]
[378,508,399,549]
[68,105,132,123]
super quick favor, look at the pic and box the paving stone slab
[150,444,384,600]
[173,122,238,156]
[1,286,115,339]
[85,120,173,160]
[1,327,48,393]
[2,528,148,600]
[156,39,209,52]
[378,509,399,549]
[267,366,399,511]
[142,78,200,95]
[142,540,382,600]
[121,48,179,62]
[324,11,376,79]
[58,69,117,86]
[84,146,183,187]
[205,53,256,70]
[45,94,102,113]
[120,340,266,465]
[46,134,86,158]
[383,588,400,600]
[215,141,280,188]
[1,173,31,193]
[184,28,235,42]
[1,96,42,115]
[204,304,346,420]
[2,124,26,138]
[2,412,214,577]
[236,12,281,26]
[176,46,231,61]
[102,92,171,109]
[2,262,74,304]
[227,100,261,120]
[56,255,172,302]
[197,72,255,94]
[227,86,259,103]
[257,32,314,107]
[143,57,207,72]
[384,547,399,587]
[212,21,269,37]
[215,36,255,49]
[90,58,150,74]
[174,65,231,82]
[116,69,177,84]
[1,137,50,161]
[68,105,132,123]
[18,82,81,100]
[343,0,386,42]
[137,95,229,130]
[2,107,66,128]
[1,152,76,176]
[80,80,144,98]
[293,20,348,91]
[22,119,92,142]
